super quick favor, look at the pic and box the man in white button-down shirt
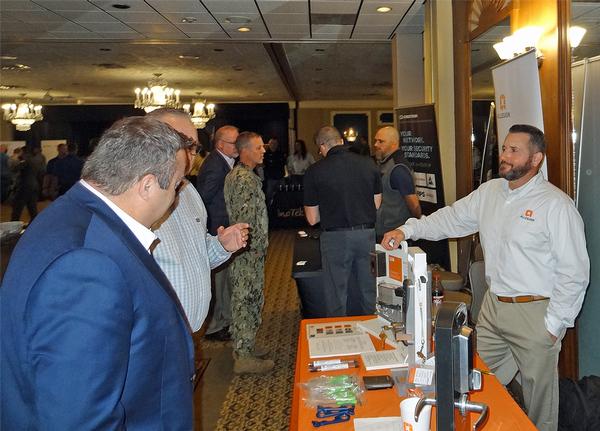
[382,124,590,431]
[149,109,250,333]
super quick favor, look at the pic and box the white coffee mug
[400,396,432,431]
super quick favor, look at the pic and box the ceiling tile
[127,23,181,33]
[312,25,353,35]
[143,32,189,40]
[202,0,258,14]
[57,10,120,23]
[267,24,310,34]
[33,0,101,11]
[360,2,412,15]
[89,0,156,12]
[263,13,308,25]
[45,31,104,39]
[160,12,217,25]
[256,1,308,14]
[185,32,227,39]
[47,21,88,32]
[109,11,169,24]
[146,0,208,13]
[357,13,409,26]
[311,1,360,15]
[173,23,222,33]
[0,1,46,11]
[4,10,67,23]
[82,21,136,32]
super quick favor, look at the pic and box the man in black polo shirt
[303,126,382,317]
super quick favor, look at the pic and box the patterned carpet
[215,229,302,430]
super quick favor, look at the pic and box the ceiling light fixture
[377,6,392,13]
[134,73,181,113]
[111,4,131,9]
[343,128,357,142]
[493,26,543,60]
[181,16,197,23]
[2,94,43,131]
[183,100,215,129]
[569,26,587,48]
[237,27,251,32]
[0,56,17,60]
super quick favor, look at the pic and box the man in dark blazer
[1,116,194,430]
[196,124,239,340]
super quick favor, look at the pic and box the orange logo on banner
[403,422,414,431]
[499,94,507,111]
[525,209,534,217]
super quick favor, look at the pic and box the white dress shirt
[153,181,231,331]
[400,171,589,338]
[80,180,156,252]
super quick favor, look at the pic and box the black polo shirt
[304,145,382,230]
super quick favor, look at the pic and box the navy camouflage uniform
[224,162,269,356]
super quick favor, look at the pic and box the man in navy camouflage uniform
[224,131,273,374]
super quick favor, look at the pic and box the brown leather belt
[496,295,549,303]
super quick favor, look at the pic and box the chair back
[468,260,488,324]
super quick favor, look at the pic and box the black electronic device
[363,375,394,390]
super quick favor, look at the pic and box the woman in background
[286,139,314,184]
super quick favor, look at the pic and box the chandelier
[134,73,181,113]
[2,96,43,131]
[343,128,357,142]
[183,100,216,129]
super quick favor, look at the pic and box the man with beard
[381,124,589,431]
[373,126,421,242]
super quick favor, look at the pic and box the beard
[499,155,534,181]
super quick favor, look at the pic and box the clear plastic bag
[300,373,365,407]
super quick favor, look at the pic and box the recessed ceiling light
[232,65,244,71]
[377,6,392,13]
[0,85,14,90]
[237,27,251,32]
[213,48,224,52]
[315,48,325,52]
[99,48,111,52]
[181,16,197,23]
[0,56,17,60]
[112,4,131,9]
[226,16,251,24]
[178,55,200,60]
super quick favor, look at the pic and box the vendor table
[290,316,537,431]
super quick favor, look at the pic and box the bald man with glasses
[197,125,241,341]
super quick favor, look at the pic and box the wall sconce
[569,26,586,49]
[493,26,543,60]
[343,128,357,142]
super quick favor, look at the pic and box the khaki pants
[476,290,561,431]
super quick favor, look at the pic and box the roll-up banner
[395,104,449,269]
[491,49,547,177]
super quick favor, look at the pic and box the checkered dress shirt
[153,181,231,331]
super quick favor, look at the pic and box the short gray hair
[82,116,186,195]
[315,126,342,150]
[146,107,190,122]
[235,131,261,153]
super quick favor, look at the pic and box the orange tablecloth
[290,316,537,431]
